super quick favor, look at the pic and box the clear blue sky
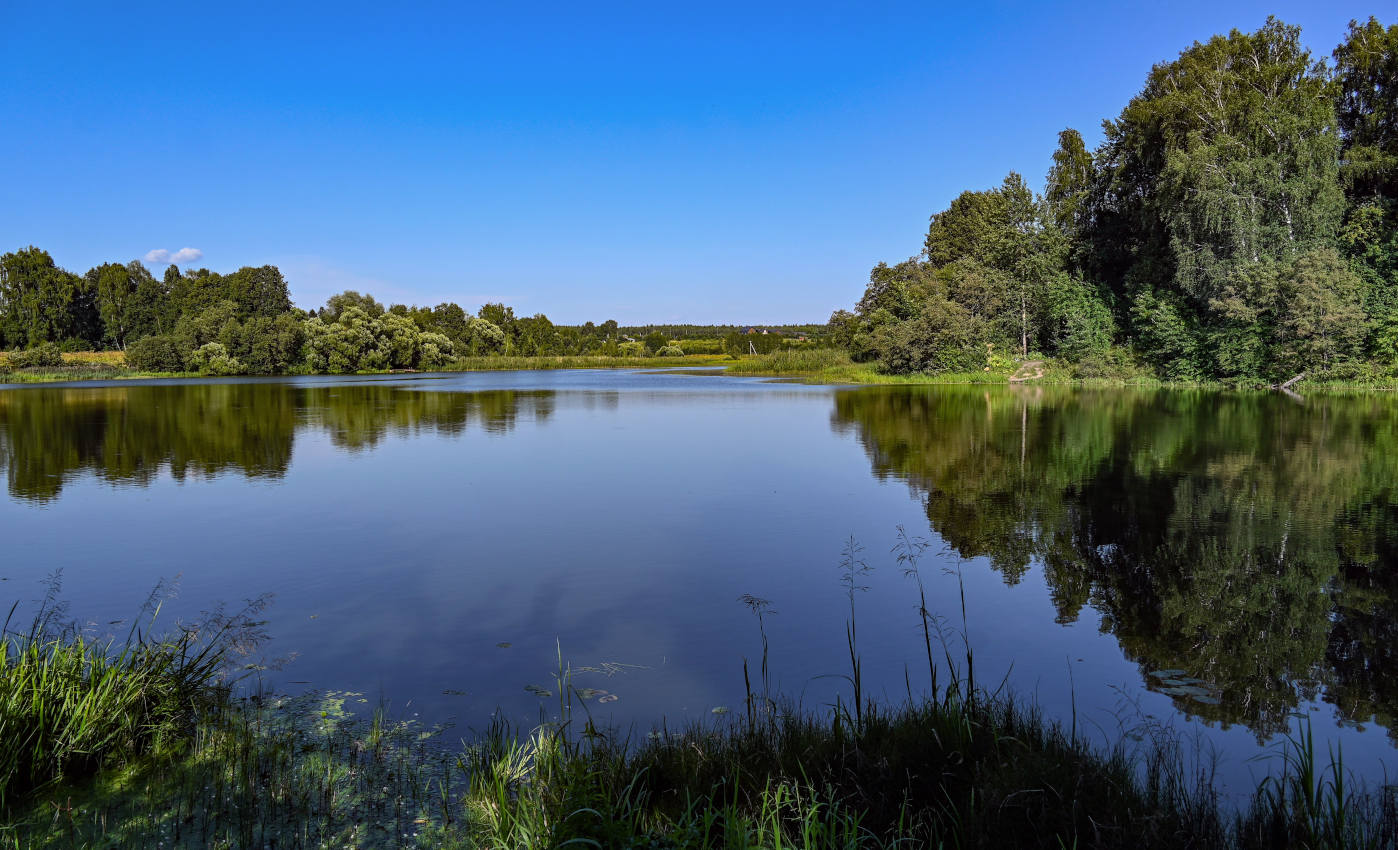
[0,1,1380,323]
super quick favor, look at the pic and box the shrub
[618,341,646,356]
[418,332,454,369]
[188,343,245,376]
[124,336,187,372]
[656,344,685,357]
[8,343,62,369]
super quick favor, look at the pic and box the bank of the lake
[8,349,1398,392]
[726,349,1398,392]
[0,352,739,385]
[5,609,1395,850]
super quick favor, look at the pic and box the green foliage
[656,343,685,356]
[0,247,98,349]
[463,316,506,356]
[617,340,646,356]
[1334,17,1398,200]
[7,343,62,369]
[122,335,186,373]
[187,342,245,376]
[0,597,247,809]
[1045,128,1093,237]
[320,290,383,322]
[418,332,454,368]
[841,16,1395,383]
[1130,289,1203,380]
[643,330,668,353]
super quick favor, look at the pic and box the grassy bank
[0,351,172,383]
[0,352,732,385]
[5,597,1395,849]
[6,349,1398,391]
[722,350,1398,391]
[443,353,731,371]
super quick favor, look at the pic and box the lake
[3,369,1396,797]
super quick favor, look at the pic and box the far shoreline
[3,350,1397,393]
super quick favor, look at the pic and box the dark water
[3,371,1396,795]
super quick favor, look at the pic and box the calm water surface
[3,370,1396,795]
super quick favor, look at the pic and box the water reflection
[0,382,561,502]
[832,386,1398,740]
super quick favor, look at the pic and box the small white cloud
[143,247,203,265]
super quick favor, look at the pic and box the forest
[0,251,821,374]
[2,16,1395,384]
[832,16,1398,382]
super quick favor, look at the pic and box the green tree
[0,247,94,348]
[643,330,668,354]
[90,263,137,348]
[463,317,506,355]
[1096,18,1343,327]
[1045,129,1094,238]
[223,265,292,318]
[321,290,384,322]
[431,302,470,343]
[1334,17,1398,200]
[126,261,169,340]
[1273,248,1367,375]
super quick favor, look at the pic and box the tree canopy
[835,15,1398,384]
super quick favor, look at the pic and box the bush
[418,332,454,369]
[124,336,187,372]
[656,344,685,357]
[188,343,245,376]
[618,341,646,356]
[8,343,62,369]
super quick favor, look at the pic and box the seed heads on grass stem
[893,525,938,700]
[737,594,777,728]
[838,536,872,730]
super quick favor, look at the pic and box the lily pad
[576,688,609,700]
[1150,669,1187,678]
[496,642,512,649]
[711,706,730,715]
[524,685,552,698]
[1191,695,1222,705]
[598,694,619,704]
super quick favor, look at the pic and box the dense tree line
[0,250,699,373]
[835,17,1398,381]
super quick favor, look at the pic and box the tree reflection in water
[832,386,1398,741]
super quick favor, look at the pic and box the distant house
[743,327,771,335]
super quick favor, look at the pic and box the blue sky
[0,1,1380,323]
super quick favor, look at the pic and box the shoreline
[4,351,1398,393]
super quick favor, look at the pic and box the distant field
[0,350,125,368]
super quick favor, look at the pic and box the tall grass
[445,354,730,372]
[0,596,254,808]
[723,348,853,375]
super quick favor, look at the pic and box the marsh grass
[0,584,272,810]
[724,349,854,376]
